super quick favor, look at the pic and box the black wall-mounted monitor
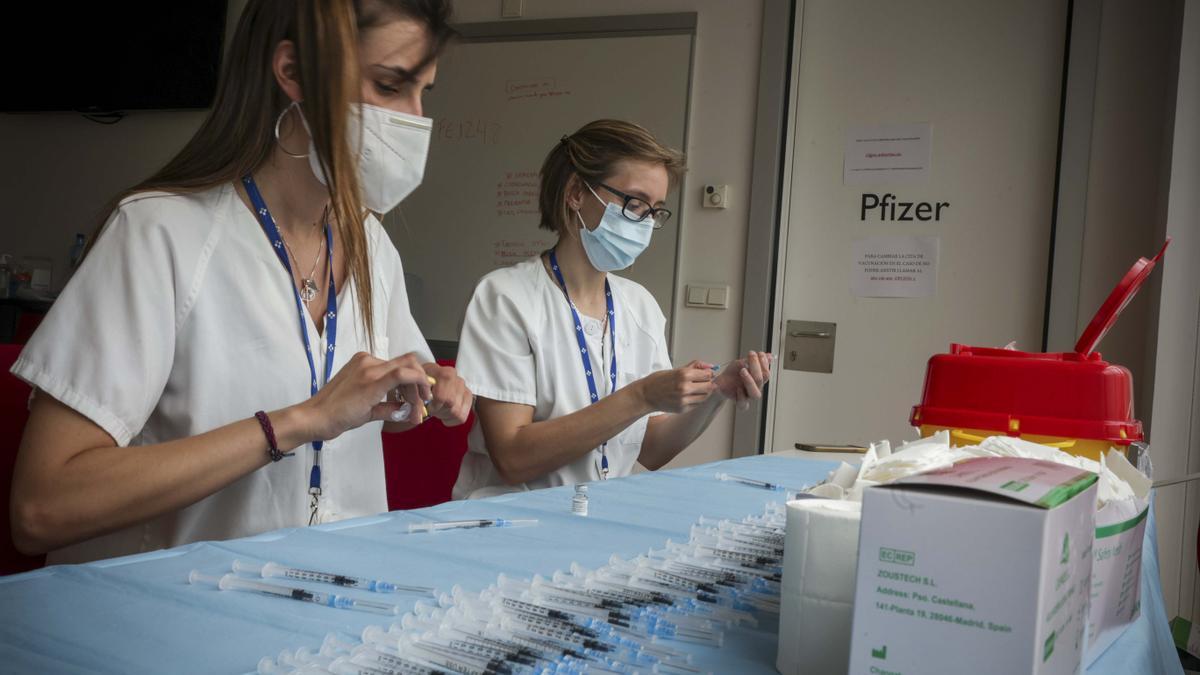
[0,3,229,113]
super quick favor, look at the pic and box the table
[0,455,1182,674]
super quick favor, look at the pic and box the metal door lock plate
[783,320,836,373]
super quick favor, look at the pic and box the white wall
[449,0,766,468]
[0,112,208,291]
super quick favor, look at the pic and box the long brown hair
[539,119,686,235]
[93,0,454,346]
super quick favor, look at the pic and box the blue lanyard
[547,249,616,478]
[242,175,336,508]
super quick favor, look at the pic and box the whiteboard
[385,28,694,350]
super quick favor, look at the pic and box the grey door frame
[731,0,798,456]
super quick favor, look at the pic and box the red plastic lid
[1074,239,1170,356]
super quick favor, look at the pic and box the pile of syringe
[253,502,786,675]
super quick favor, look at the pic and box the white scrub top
[452,256,672,499]
[11,183,433,564]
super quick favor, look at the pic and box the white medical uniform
[12,183,433,564]
[452,256,672,499]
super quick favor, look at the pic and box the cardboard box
[1085,449,1151,664]
[848,457,1098,675]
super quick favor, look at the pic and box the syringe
[715,472,802,492]
[232,559,434,595]
[406,518,538,533]
[189,571,400,615]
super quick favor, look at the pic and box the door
[767,0,1069,450]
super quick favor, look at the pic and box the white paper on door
[850,235,940,298]
[843,123,932,184]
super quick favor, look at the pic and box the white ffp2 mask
[308,104,433,214]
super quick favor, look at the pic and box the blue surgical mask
[577,184,655,272]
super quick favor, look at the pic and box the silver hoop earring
[274,101,309,159]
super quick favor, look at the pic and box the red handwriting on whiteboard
[505,77,573,102]
[495,169,540,217]
[491,238,555,267]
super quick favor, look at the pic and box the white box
[1085,449,1151,664]
[849,457,1098,675]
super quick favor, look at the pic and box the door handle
[788,330,831,338]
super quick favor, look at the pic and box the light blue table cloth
[0,455,1181,674]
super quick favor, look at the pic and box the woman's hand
[714,351,773,411]
[634,360,719,414]
[422,362,473,426]
[298,352,432,440]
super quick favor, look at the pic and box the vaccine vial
[571,484,589,516]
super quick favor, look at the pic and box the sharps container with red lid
[910,240,1169,461]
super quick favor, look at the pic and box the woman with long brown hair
[9,0,472,563]
[452,120,772,498]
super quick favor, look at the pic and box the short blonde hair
[538,119,686,233]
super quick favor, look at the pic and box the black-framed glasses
[594,183,671,228]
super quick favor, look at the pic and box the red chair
[381,359,473,510]
[13,312,44,345]
[0,343,45,575]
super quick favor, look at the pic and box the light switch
[706,286,728,307]
[687,284,729,309]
